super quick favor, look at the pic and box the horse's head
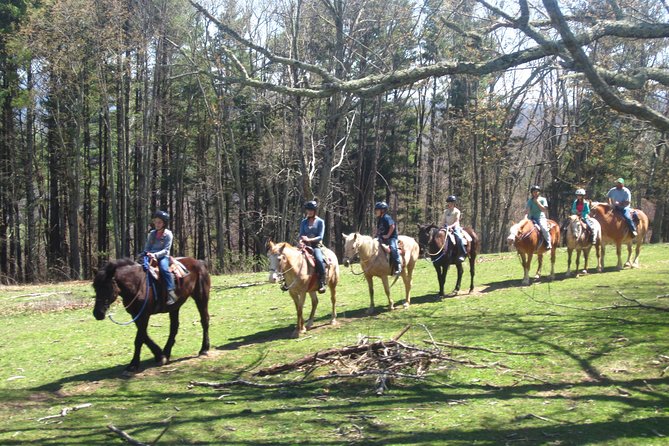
[267,241,287,283]
[417,223,437,254]
[91,259,134,320]
[507,221,523,250]
[342,232,361,267]
[567,215,582,240]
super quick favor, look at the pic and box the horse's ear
[342,232,348,239]
[353,233,358,241]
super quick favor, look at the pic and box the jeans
[158,256,175,291]
[451,226,467,257]
[381,237,402,271]
[531,217,552,246]
[614,206,636,233]
[312,246,326,280]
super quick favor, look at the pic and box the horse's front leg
[435,265,445,297]
[290,292,306,338]
[575,249,582,274]
[453,261,463,294]
[329,281,338,326]
[128,318,165,372]
[163,310,180,362]
[581,247,590,274]
[566,247,573,277]
[305,291,318,330]
[616,243,623,270]
[624,241,633,268]
[401,268,411,308]
[381,275,394,311]
[549,245,556,280]
[365,275,376,315]
[520,251,531,286]
[535,253,543,279]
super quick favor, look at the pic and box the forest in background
[1,0,669,283]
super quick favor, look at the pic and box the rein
[108,257,155,326]
[274,250,304,291]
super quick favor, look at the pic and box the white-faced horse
[267,241,340,338]
[342,233,419,314]
[565,215,602,276]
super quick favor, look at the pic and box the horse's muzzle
[93,307,107,321]
[343,258,350,268]
[268,271,279,283]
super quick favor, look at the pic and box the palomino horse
[565,215,602,276]
[342,233,420,313]
[419,224,479,297]
[590,203,649,270]
[267,241,340,338]
[507,218,560,285]
[92,257,211,372]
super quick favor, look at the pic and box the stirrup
[166,290,178,306]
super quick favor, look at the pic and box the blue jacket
[299,217,325,247]
[571,199,591,219]
[144,229,173,259]
[376,213,398,239]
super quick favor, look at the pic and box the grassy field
[0,244,668,445]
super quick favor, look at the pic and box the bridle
[269,248,302,291]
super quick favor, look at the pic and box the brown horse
[342,233,420,313]
[507,218,560,285]
[92,257,211,372]
[590,203,649,270]
[418,224,479,297]
[267,241,340,338]
[565,215,602,276]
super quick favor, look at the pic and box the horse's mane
[590,201,609,211]
[93,258,137,290]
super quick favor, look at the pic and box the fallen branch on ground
[424,340,545,356]
[616,291,669,312]
[107,424,149,446]
[37,403,92,422]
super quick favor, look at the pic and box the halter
[269,249,303,292]
[345,238,372,276]
[108,257,155,326]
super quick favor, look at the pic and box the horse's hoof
[403,302,410,309]
[581,270,588,275]
[291,331,301,339]
[199,350,209,357]
[565,271,572,278]
[305,320,314,329]
[330,319,339,326]
[366,307,375,315]
[468,288,474,294]
[534,274,541,280]
[123,366,139,376]
[521,280,530,286]
[388,305,395,311]
[597,268,603,273]
[156,356,167,366]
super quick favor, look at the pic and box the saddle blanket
[148,257,190,281]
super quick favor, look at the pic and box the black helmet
[446,195,457,203]
[153,210,170,224]
[374,201,389,211]
[304,200,318,210]
[530,185,541,192]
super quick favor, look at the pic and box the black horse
[92,257,211,372]
[417,223,479,297]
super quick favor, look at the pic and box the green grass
[1,245,668,445]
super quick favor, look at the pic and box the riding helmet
[575,188,586,196]
[374,201,389,211]
[304,200,318,210]
[153,210,170,223]
[530,185,541,192]
[446,195,457,203]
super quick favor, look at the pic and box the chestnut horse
[590,203,649,270]
[418,224,479,297]
[92,257,211,372]
[342,233,419,313]
[267,241,340,338]
[507,218,560,285]
[565,215,602,276]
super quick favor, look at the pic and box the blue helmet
[530,185,541,192]
[446,195,457,203]
[374,201,389,211]
[304,200,318,210]
[152,210,170,223]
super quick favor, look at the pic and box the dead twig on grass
[424,340,545,356]
[37,403,92,422]
[107,424,149,446]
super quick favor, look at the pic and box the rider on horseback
[440,195,467,262]
[299,200,327,293]
[144,210,178,306]
[374,201,402,276]
[572,188,596,243]
[607,178,637,238]
[526,185,552,249]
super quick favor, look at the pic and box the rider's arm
[571,200,577,216]
[535,197,549,213]
[152,231,173,259]
[384,223,396,239]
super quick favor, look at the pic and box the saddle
[147,257,190,282]
[442,228,471,246]
[300,246,330,269]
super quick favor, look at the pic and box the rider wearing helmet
[607,177,637,237]
[440,195,467,262]
[145,210,178,305]
[525,185,552,249]
[374,201,401,276]
[299,200,327,293]
[571,188,596,243]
